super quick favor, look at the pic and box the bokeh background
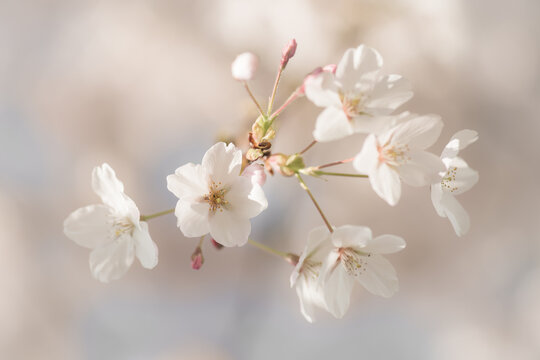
[1,0,539,359]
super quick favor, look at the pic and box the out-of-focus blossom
[290,226,333,323]
[354,113,444,206]
[304,45,413,142]
[63,164,158,282]
[231,52,258,81]
[431,130,479,236]
[242,162,266,186]
[318,225,406,318]
[190,246,204,270]
[298,64,336,95]
[167,143,268,247]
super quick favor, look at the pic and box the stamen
[441,166,459,192]
[379,143,411,168]
[203,180,229,213]
[112,218,134,239]
[339,92,364,121]
[338,248,370,276]
[301,259,322,280]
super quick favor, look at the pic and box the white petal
[430,182,445,217]
[202,142,243,183]
[91,163,135,216]
[295,276,327,323]
[322,261,355,319]
[175,198,210,238]
[292,226,333,287]
[209,210,250,247]
[89,234,135,283]
[441,129,479,159]
[227,176,267,219]
[313,107,354,142]
[356,254,399,298]
[331,225,372,249]
[304,71,341,108]
[370,163,401,206]
[442,157,479,195]
[392,114,443,150]
[133,222,158,269]
[166,163,207,199]
[336,45,383,92]
[353,134,379,174]
[365,74,413,115]
[400,151,445,187]
[63,204,112,249]
[351,114,397,135]
[364,234,406,254]
[440,192,470,236]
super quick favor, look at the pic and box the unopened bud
[211,238,223,250]
[231,52,258,81]
[265,153,289,176]
[280,39,297,68]
[191,246,204,270]
[242,163,266,186]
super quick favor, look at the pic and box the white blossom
[354,113,445,206]
[431,130,479,236]
[304,45,413,142]
[290,227,334,323]
[63,164,158,283]
[167,142,268,247]
[318,225,406,318]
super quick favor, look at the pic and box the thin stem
[198,236,205,247]
[243,81,266,118]
[248,238,288,259]
[316,157,354,169]
[267,66,284,115]
[318,171,368,178]
[140,208,175,221]
[270,89,299,118]
[299,140,317,155]
[295,173,333,233]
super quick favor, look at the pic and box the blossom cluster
[64,40,478,322]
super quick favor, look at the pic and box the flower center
[339,92,364,121]
[301,259,322,280]
[112,217,134,239]
[441,166,458,192]
[203,180,229,213]
[338,248,370,276]
[378,143,411,168]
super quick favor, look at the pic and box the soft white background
[0,0,538,359]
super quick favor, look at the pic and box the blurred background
[1,0,539,359]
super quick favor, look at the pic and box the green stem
[295,173,333,233]
[317,171,368,178]
[267,65,284,115]
[248,238,288,259]
[140,208,175,221]
[243,81,266,118]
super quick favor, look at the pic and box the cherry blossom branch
[140,208,175,221]
[243,81,266,118]
[317,171,368,178]
[295,173,334,233]
[248,238,287,258]
[316,157,354,169]
[299,140,317,155]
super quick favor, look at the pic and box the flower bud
[211,238,223,250]
[191,246,204,270]
[265,153,288,176]
[280,39,297,68]
[231,52,258,81]
[242,163,266,186]
[246,148,264,161]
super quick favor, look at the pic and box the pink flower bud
[297,64,336,95]
[191,246,204,270]
[280,39,297,68]
[211,238,223,250]
[242,163,266,186]
[231,52,258,81]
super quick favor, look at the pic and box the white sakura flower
[290,227,334,323]
[354,113,445,206]
[318,225,406,318]
[231,52,258,81]
[304,45,413,142]
[431,130,479,236]
[63,164,158,283]
[167,142,268,247]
